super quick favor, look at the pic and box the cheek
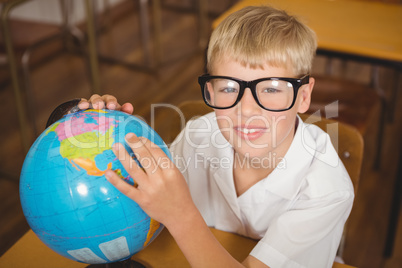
[214,109,236,141]
[215,109,232,127]
[214,108,235,121]
[269,111,297,144]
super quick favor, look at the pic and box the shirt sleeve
[250,189,353,268]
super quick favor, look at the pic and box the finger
[77,98,90,110]
[88,94,101,101]
[121,103,134,114]
[140,137,172,170]
[102,94,120,110]
[105,169,140,201]
[112,142,147,185]
[88,94,105,110]
[125,133,159,175]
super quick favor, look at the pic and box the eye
[217,80,239,93]
[220,87,239,93]
[262,87,281,93]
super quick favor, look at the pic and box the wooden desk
[212,0,402,66]
[0,228,355,268]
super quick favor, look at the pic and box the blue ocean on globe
[20,109,170,264]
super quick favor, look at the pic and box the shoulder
[169,112,231,169]
[169,112,227,153]
[297,118,354,199]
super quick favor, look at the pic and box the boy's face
[211,57,314,162]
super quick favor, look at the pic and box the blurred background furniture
[0,0,232,160]
[0,0,99,155]
[307,76,381,170]
[85,0,159,75]
[1,0,36,153]
[88,0,210,76]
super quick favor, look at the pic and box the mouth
[234,126,267,141]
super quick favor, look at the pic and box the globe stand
[86,259,146,268]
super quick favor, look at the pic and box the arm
[105,133,268,268]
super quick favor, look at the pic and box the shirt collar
[262,115,315,199]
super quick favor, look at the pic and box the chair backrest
[168,100,363,194]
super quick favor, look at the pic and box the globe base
[86,259,146,268]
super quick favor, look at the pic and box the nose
[238,88,261,116]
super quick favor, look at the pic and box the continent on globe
[20,109,170,264]
[46,109,115,176]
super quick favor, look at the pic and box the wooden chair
[0,0,97,152]
[165,100,364,259]
[309,75,381,170]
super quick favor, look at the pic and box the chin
[232,136,275,158]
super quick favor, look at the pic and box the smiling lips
[234,126,267,141]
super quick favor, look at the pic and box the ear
[297,77,314,113]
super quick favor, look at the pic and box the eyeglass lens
[203,78,295,110]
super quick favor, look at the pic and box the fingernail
[112,143,120,152]
[77,102,88,109]
[94,101,102,109]
[125,133,137,141]
[105,170,112,180]
[108,103,116,109]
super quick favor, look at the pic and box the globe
[20,109,170,264]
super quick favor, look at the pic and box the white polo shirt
[169,112,354,268]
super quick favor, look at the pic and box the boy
[74,5,354,268]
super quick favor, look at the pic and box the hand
[78,94,134,114]
[106,134,247,268]
[105,133,197,228]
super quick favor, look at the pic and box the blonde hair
[207,5,317,75]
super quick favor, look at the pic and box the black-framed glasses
[198,74,310,112]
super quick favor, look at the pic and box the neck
[233,151,281,197]
[232,117,299,196]
[233,151,282,172]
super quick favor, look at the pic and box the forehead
[210,56,296,79]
